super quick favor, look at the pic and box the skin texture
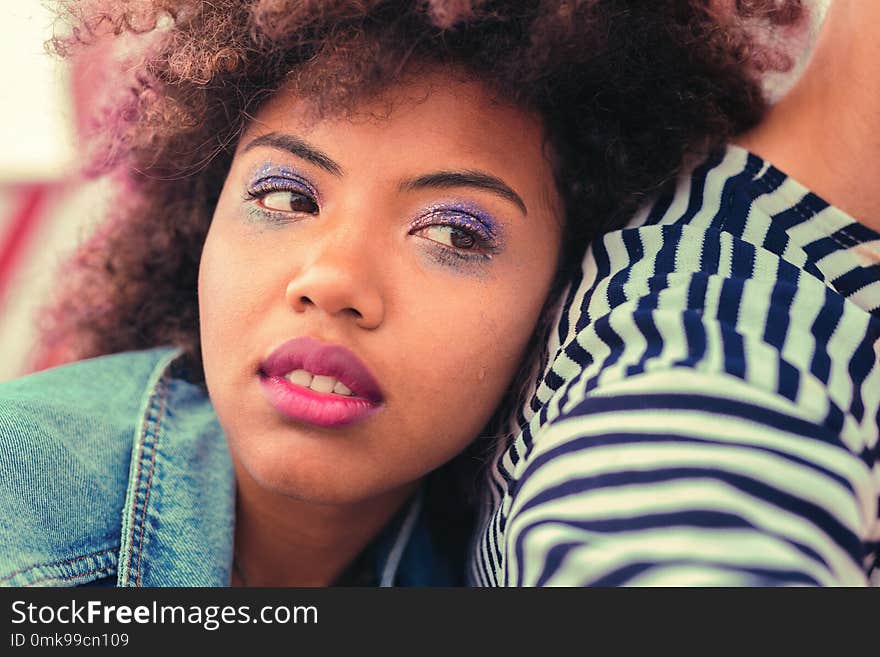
[42,1,805,379]
[198,70,562,585]
[737,0,880,234]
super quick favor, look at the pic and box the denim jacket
[0,347,459,587]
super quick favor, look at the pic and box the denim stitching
[123,395,154,582]
[135,380,168,587]
[0,547,116,583]
[27,565,116,587]
[123,376,167,586]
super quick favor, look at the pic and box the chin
[237,442,413,506]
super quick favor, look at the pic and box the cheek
[397,288,544,444]
[198,231,230,350]
[198,230,229,399]
[198,225,264,377]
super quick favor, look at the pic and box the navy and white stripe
[469,145,880,586]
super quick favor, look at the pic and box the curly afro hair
[36,0,808,561]
[40,0,806,381]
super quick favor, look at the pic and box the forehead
[237,70,561,215]
[249,67,535,136]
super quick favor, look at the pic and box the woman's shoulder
[1,345,180,395]
[0,347,186,585]
[0,346,182,445]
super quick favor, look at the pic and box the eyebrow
[242,132,343,176]
[399,171,528,216]
[242,131,528,215]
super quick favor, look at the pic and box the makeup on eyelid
[412,202,501,240]
[245,163,319,201]
[408,202,504,261]
[242,164,506,254]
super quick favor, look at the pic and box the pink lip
[258,336,384,427]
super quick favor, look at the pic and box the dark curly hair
[40,0,806,378]
[38,0,807,574]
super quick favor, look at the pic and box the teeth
[283,369,356,396]
[309,375,336,394]
[286,369,313,387]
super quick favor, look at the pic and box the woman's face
[199,70,562,505]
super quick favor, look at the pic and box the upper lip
[258,336,384,403]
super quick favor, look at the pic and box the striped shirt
[470,144,880,586]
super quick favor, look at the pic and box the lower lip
[258,375,382,427]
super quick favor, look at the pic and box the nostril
[288,289,368,322]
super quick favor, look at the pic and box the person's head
[43,0,806,507]
[200,68,563,503]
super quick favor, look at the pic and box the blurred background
[0,0,832,382]
[0,1,118,381]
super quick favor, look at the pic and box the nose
[284,240,385,330]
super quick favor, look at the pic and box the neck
[736,1,880,230]
[231,464,419,587]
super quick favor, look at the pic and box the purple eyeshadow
[246,163,319,200]
[414,201,504,246]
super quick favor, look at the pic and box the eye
[258,190,319,214]
[417,225,479,250]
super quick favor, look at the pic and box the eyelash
[246,177,319,217]
[245,178,499,262]
[408,212,498,262]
